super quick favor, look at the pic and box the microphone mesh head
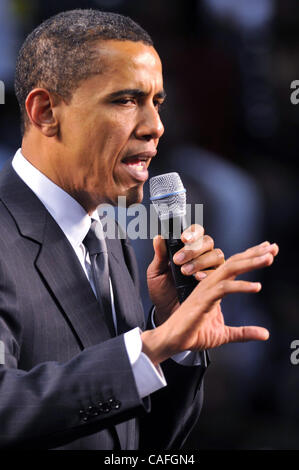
[149,172,186,220]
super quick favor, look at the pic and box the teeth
[127,160,145,170]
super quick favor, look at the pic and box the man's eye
[115,98,135,105]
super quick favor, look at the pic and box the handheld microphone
[149,172,198,304]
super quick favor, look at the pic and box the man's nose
[135,106,164,141]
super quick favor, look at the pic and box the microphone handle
[161,216,198,304]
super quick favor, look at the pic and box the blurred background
[0,0,298,450]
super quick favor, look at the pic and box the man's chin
[107,185,144,207]
[122,185,144,207]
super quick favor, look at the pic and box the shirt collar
[11,148,99,248]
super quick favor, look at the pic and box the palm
[193,302,230,350]
[177,286,268,353]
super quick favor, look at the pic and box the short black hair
[14,9,153,136]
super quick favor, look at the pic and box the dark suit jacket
[0,160,209,449]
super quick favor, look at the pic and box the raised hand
[142,241,279,365]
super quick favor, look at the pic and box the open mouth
[121,151,156,182]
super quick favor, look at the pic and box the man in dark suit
[0,9,278,449]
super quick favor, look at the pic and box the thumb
[148,235,169,276]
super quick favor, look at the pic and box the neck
[21,139,98,215]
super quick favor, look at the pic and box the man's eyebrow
[107,88,167,100]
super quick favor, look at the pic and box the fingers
[173,234,215,265]
[181,248,225,275]
[210,280,262,301]
[194,271,210,281]
[175,226,225,277]
[229,241,279,262]
[148,235,169,277]
[192,241,278,282]
[220,253,274,282]
[211,243,278,284]
[190,278,262,308]
[181,224,204,244]
[153,235,168,260]
[186,241,279,319]
[226,325,270,343]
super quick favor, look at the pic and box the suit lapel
[0,161,112,348]
[35,213,112,347]
[106,236,145,334]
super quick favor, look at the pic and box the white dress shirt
[12,149,201,399]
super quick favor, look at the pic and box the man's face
[56,40,165,209]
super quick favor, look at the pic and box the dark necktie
[83,219,116,337]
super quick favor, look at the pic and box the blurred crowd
[0,0,298,449]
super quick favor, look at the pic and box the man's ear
[25,88,61,137]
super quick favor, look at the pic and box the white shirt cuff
[151,306,202,366]
[124,327,167,399]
